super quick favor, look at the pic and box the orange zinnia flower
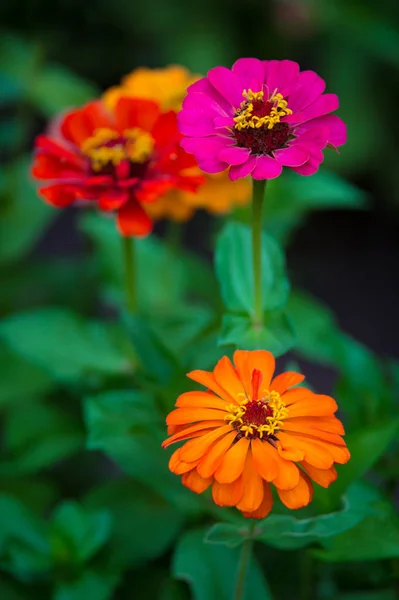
[162,350,350,519]
[103,66,251,222]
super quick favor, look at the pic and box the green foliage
[173,529,273,600]
[0,308,134,382]
[215,222,294,355]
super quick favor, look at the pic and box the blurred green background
[1,0,399,599]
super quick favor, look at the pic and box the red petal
[60,101,114,146]
[98,189,129,211]
[34,135,85,168]
[151,111,179,147]
[116,197,153,237]
[39,185,77,207]
[115,98,160,132]
[135,180,174,203]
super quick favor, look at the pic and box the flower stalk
[252,179,266,329]
[122,235,136,313]
[234,520,256,600]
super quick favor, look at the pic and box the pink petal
[232,58,266,92]
[288,70,326,112]
[218,146,250,165]
[181,135,229,161]
[308,115,347,147]
[198,158,228,174]
[273,146,309,167]
[292,155,323,176]
[301,94,339,122]
[207,66,244,109]
[214,116,235,129]
[293,124,330,151]
[252,155,283,180]
[187,78,232,113]
[178,109,215,137]
[266,60,300,97]
[229,156,257,180]
[98,189,129,211]
[182,92,229,117]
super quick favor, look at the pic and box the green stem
[300,550,313,600]
[234,520,256,600]
[251,179,266,329]
[122,236,136,312]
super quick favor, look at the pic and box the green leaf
[327,419,399,504]
[51,502,112,563]
[122,313,179,384]
[205,523,252,548]
[314,500,399,562]
[0,308,133,382]
[172,529,273,600]
[0,158,54,265]
[1,401,83,475]
[31,66,97,117]
[219,312,295,356]
[84,478,184,568]
[287,290,343,366]
[54,571,119,600]
[84,391,203,515]
[0,495,48,554]
[0,346,54,408]
[215,222,289,314]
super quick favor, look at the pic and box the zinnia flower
[163,351,350,519]
[178,58,347,181]
[31,97,202,236]
[103,66,251,221]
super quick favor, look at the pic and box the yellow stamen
[233,89,292,132]
[224,390,288,439]
[81,127,154,171]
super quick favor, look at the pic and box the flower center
[225,368,288,440]
[81,127,154,173]
[233,89,293,155]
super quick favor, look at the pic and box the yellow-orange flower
[162,350,350,519]
[102,66,251,221]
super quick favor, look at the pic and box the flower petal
[115,97,160,132]
[166,407,228,426]
[229,156,257,181]
[233,350,275,397]
[236,452,265,513]
[242,482,273,519]
[308,115,347,147]
[214,437,250,483]
[273,146,309,167]
[301,94,339,122]
[197,431,237,478]
[169,448,201,474]
[232,57,266,91]
[266,60,300,97]
[212,478,243,507]
[251,155,282,180]
[182,469,213,493]
[218,146,251,165]
[251,438,278,481]
[301,461,338,488]
[187,370,237,403]
[207,66,243,108]
[178,108,217,137]
[116,198,153,237]
[286,393,338,418]
[98,189,129,211]
[38,185,76,207]
[277,432,334,469]
[175,391,229,410]
[277,470,313,509]
[288,70,326,112]
[271,372,305,395]
[162,421,225,448]
[179,425,233,462]
[213,356,246,402]
[271,453,300,490]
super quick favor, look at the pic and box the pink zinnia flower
[178,58,346,181]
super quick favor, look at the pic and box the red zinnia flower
[32,97,203,236]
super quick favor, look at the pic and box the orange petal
[197,431,237,479]
[281,422,346,446]
[162,421,224,448]
[286,394,338,418]
[301,461,338,488]
[271,452,300,490]
[277,444,305,461]
[179,425,232,462]
[283,416,345,435]
[212,478,243,507]
[213,356,246,402]
[182,469,212,494]
[176,391,229,410]
[278,432,334,469]
[277,470,314,510]
[233,350,275,397]
[236,452,264,513]
[251,438,278,481]
[271,372,305,395]
[166,407,228,426]
[168,448,201,474]
[214,437,250,483]
[282,387,313,405]
[242,482,273,519]
[187,370,237,403]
